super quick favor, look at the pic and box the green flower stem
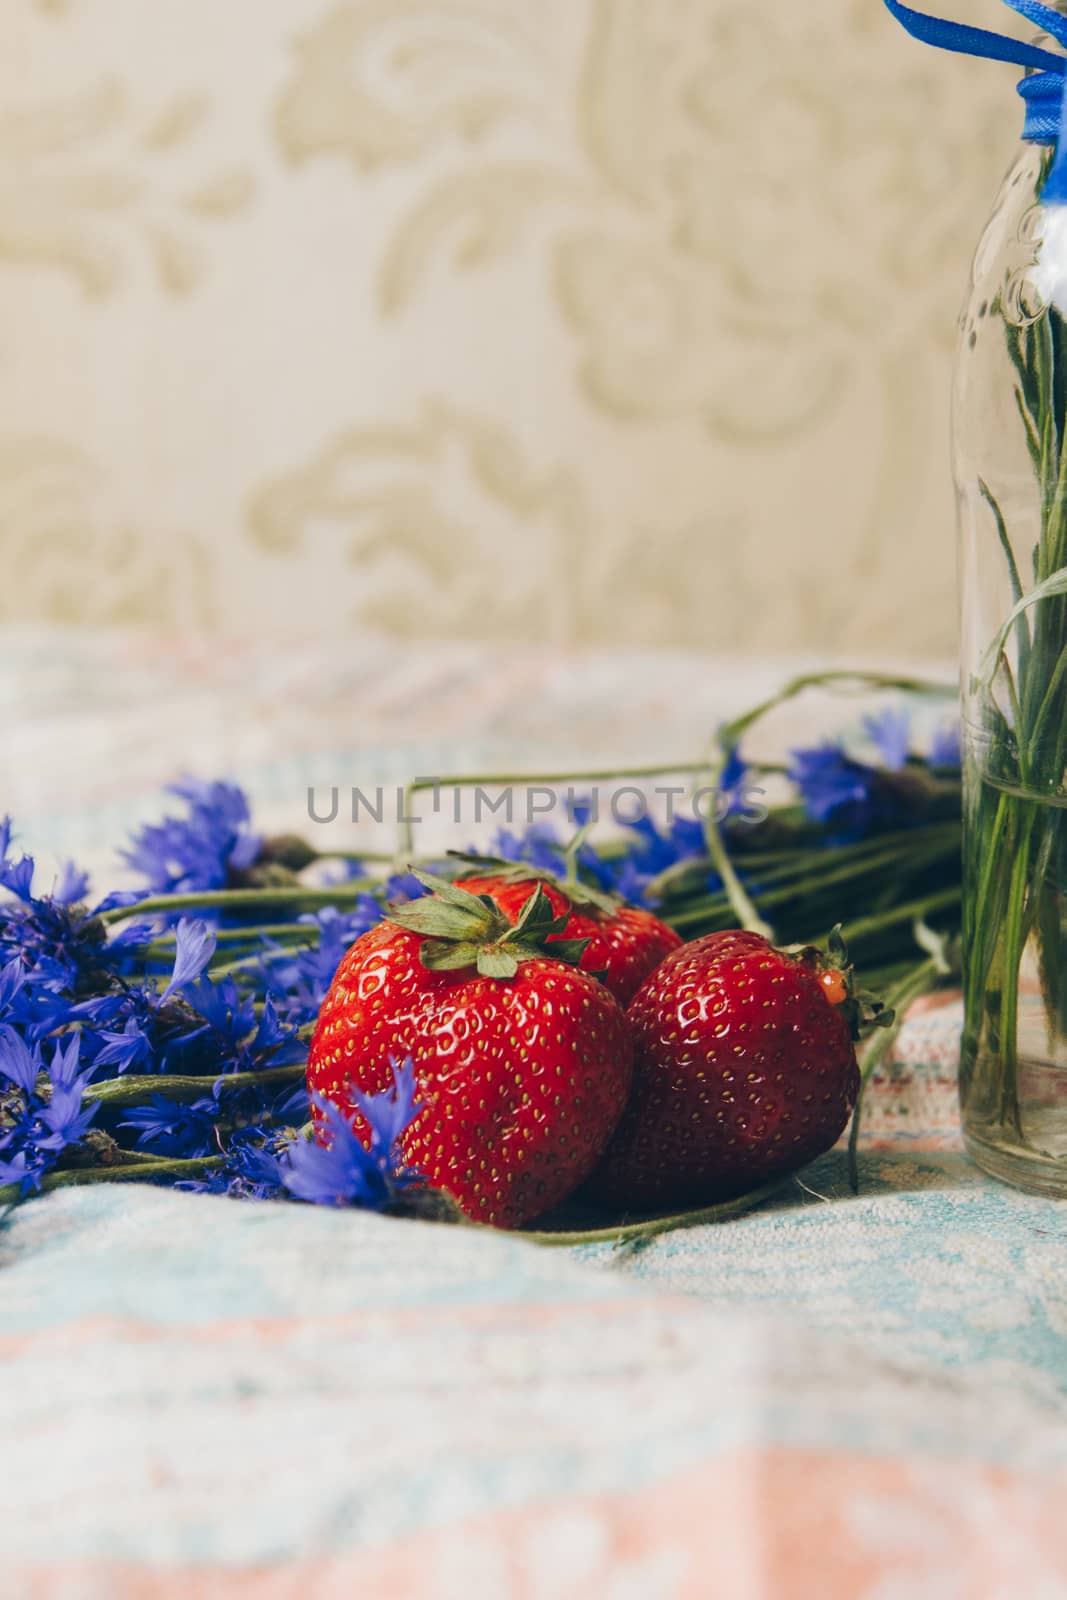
[666,835,959,934]
[962,789,1009,990]
[0,1154,228,1205]
[101,882,378,926]
[657,821,961,904]
[832,886,961,949]
[659,893,732,929]
[206,949,316,981]
[561,821,594,890]
[310,849,395,863]
[847,955,943,1191]
[644,834,833,905]
[1026,635,1067,763]
[701,790,773,940]
[519,1176,785,1247]
[398,762,712,860]
[753,821,959,873]
[137,922,328,952]
[961,274,1067,1164]
[862,956,937,995]
[82,1061,308,1108]
[715,670,954,759]
[995,814,1037,1137]
[981,478,1031,675]
[691,668,955,945]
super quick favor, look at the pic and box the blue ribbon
[884,0,1067,199]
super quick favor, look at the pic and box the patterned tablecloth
[2,628,1066,1599]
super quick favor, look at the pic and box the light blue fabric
[2,1089,1067,1576]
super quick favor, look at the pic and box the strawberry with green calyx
[446,820,622,915]
[582,927,890,1213]
[387,871,594,977]
[446,846,682,1007]
[781,924,895,1043]
[306,873,634,1229]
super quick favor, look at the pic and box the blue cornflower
[258,901,382,1024]
[719,745,757,819]
[281,1057,422,1209]
[315,858,365,887]
[0,836,144,995]
[0,1031,42,1095]
[88,1014,157,1074]
[929,721,962,769]
[164,1078,308,1199]
[0,957,68,1044]
[179,1145,281,1199]
[120,1093,220,1158]
[180,972,255,1046]
[488,823,615,895]
[491,823,568,877]
[609,755,756,903]
[789,744,874,823]
[600,813,717,906]
[0,854,36,902]
[0,844,89,908]
[792,707,914,834]
[161,918,218,1000]
[619,816,683,879]
[36,1038,97,1152]
[611,859,653,904]
[37,1082,97,1152]
[560,801,620,890]
[485,806,722,908]
[668,816,706,857]
[384,871,430,903]
[75,918,218,1074]
[52,861,92,906]
[864,708,911,771]
[790,705,956,839]
[230,1135,285,1193]
[0,956,22,1018]
[351,1056,420,1156]
[0,1150,46,1198]
[179,976,305,1077]
[0,1034,98,1194]
[87,949,300,1083]
[788,744,880,833]
[121,778,263,895]
[174,1126,292,1200]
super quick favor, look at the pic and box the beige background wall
[1,0,1032,653]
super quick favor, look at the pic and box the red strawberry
[307,877,634,1229]
[453,867,682,1006]
[583,929,867,1211]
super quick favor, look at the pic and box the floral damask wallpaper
[0,0,1027,650]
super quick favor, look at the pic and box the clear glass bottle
[955,120,1067,1194]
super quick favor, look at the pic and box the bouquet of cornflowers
[0,674,962,1235]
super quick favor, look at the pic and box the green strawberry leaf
[505,883,557,938]
[392,876,595,980]
[784,925,895,1042]
[476,947,520,979]
[420,939,484,971]
[500,888,571,945]
[503,937,592,967]
[407,869,499,916]
[445,850,622,916]
[539,937,592,965]
[386,899,495,939]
